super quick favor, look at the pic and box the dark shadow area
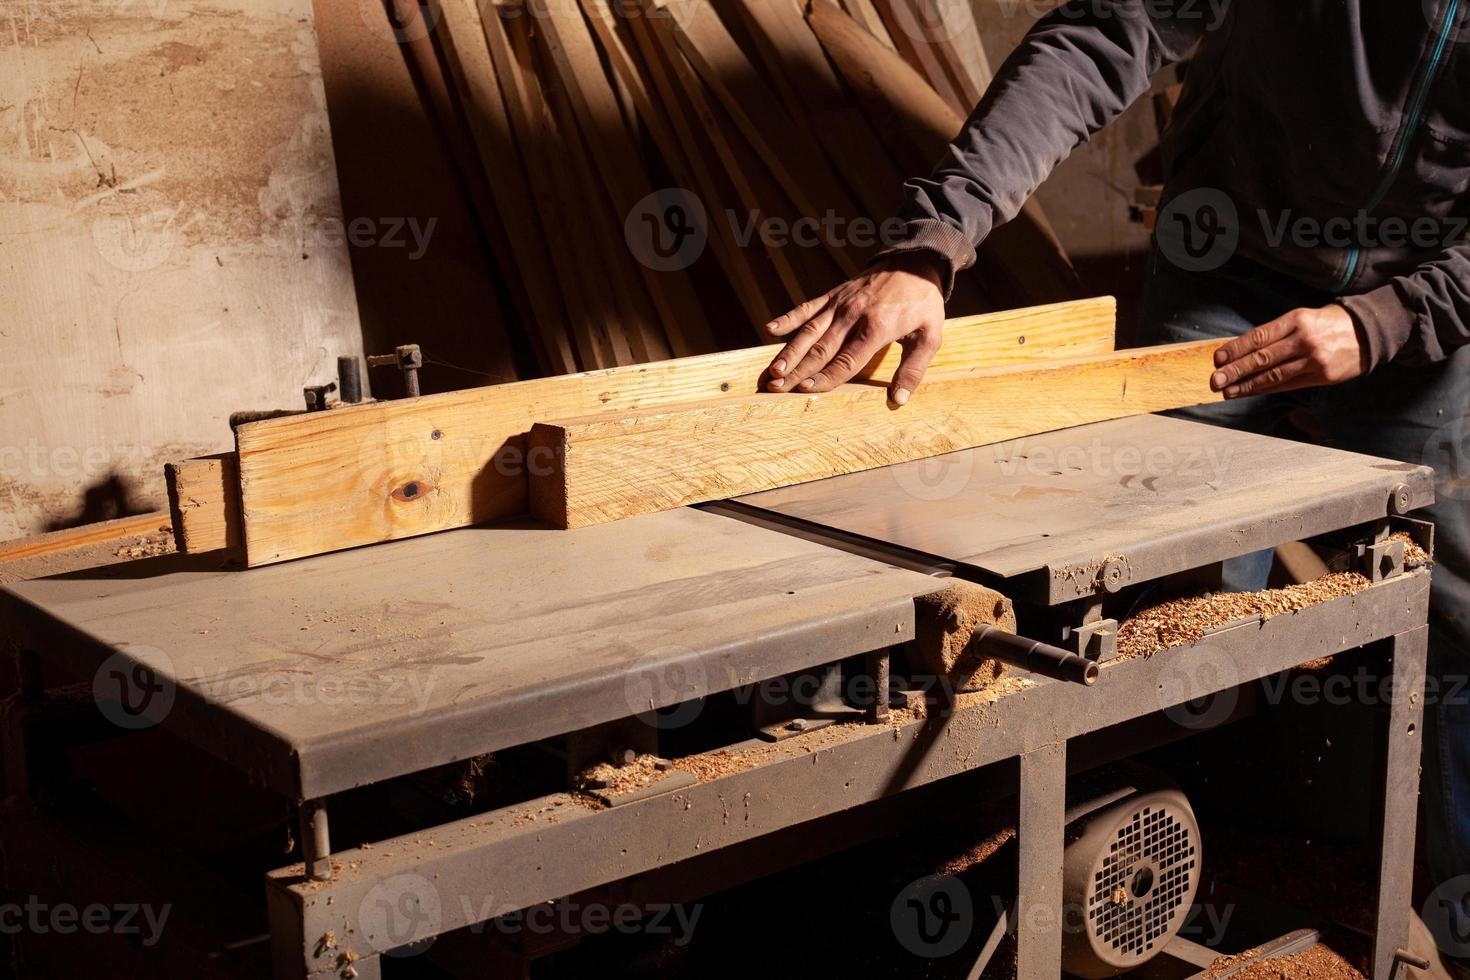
[42,473,152,532]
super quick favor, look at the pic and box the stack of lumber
[411,0,1080,375]
[160,297,1223,567]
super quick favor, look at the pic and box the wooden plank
[806,0,1081,307]
[666,0,867,275]
[482,0,614,368]
[438,0,580,374]
[530,0,715,357]
[530,7,674,364]
[837,0,896,50]
[609,0,786,324]
[642,6,808,307]
[722,0,909,220]
[0,513,171,565]
[526,339,1221,529]
[234,298,1117,565]
[869,0,968,115]
[164,454,242,555]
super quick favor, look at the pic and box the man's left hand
[1210,304,1368,398]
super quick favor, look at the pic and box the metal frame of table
[0,417,1436,979]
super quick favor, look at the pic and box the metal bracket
[1356,537,1406,584]
[1064,618,1119,662]
[367,344,423,398]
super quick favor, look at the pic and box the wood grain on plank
[235,298,1116,565]
[0,512,171,565]
[527,340,1221,529]
[164,454,241,555]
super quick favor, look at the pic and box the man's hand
[764,255,945,407]
[1210,304,1367,398]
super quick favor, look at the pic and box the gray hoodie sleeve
[875,1,1208,293]
[1338,245,1470,369]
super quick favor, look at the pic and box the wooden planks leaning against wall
[527,340,1224,529]
[230,298,1117,565]
[406,0,1084,373]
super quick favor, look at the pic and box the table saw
[0,415,1436,979]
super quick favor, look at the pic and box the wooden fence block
[527,340,1221,528]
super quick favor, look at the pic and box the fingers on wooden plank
[232,299,1116,564]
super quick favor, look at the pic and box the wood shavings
[1391,530,1431,565]
[573,754,665,795]
[1116,572,1371,660]
[1202,942,1365,978]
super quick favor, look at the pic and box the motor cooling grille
[1087,804,1197,960]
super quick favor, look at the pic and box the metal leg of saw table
[1016,740,1067,980]
[1372,626,1428,980]
[301,799,332,882]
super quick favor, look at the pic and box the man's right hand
[763,254,946,407]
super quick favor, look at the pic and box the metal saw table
[0,415,1436,980]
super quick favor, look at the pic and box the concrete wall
[0,0,363,540]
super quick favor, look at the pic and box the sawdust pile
[573,754,666,795]
[113,529,174,561]
[1116,572,1371,660]
[1203,943,1365,978]
[1393,530,1432,565]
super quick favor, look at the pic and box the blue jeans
[1139,252,1470,898]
